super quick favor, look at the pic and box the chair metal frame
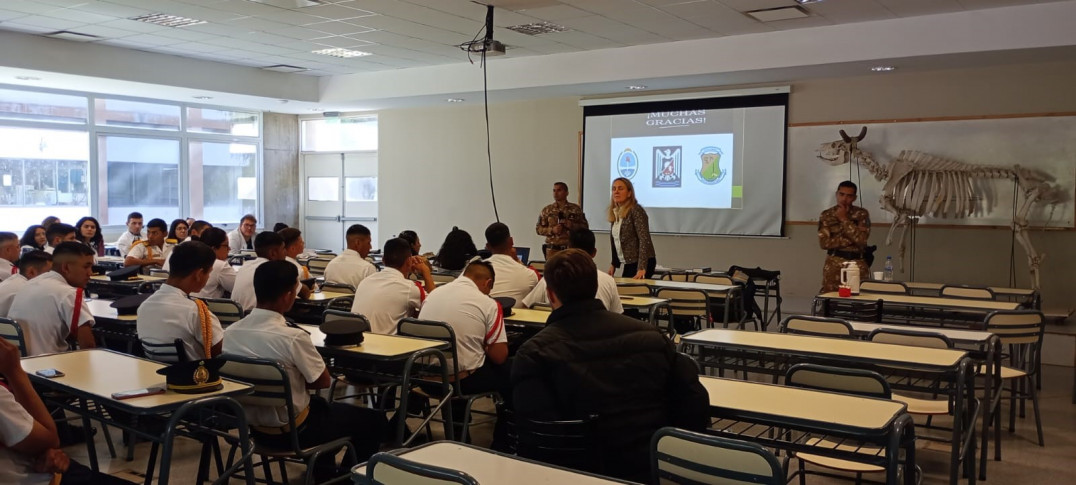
[0,317,28,356]
[651,427,785,485]
[305,257,333,277]
[366,451,479,485]
[779,315,855,338]
[984,310,1045,451]
[859,281,910,295]
[655,287,711,336]
[196,297,246,326]
[139,337,189,363]
[940,285,996,300]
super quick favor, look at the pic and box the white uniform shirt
[43,245,54,255]
[137,283,223,360]
[191,259,238,299]
[0,258,14,282]
[323,249,377,290]
[115,231,143,257]
[0,385,51,485]
[522,269,624,314]
[417,277,506,372]
[222,308,325,427]
[227,229,253,254]
[0,274,29,316]
[351,267,425,335]
[231,257,268,312]
[486,254,539,308]
[8,271,94,356]
[126,241,164,263]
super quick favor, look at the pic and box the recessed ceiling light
[15,76,41,81]
[446,98,465,103]
[261,64,309,73]
[193,96,213,100]
[131,13,207,28]
[311,108,324,112]
[627,85,647,91]
[45,31,101,42]
[871,65,896,72]
[795,0,825,4]
[311,48,372,58]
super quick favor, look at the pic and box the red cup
[838,286,852,297]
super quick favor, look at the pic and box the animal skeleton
[817,127,1064,290]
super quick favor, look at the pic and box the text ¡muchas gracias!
[646,110,706,127]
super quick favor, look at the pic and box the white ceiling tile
[0,1,62,16]
[223,16,295,32]
[44,8,118,24]
[97,18,168,33]
[543,30,623,49]
[204,0,284,16]
[3,15,87,30]
[877,0,964,17]
[242,31,303,46]
[561,0,645,15]
[248,10,326,26]
[152,28,220,42]
[0,22,54,34]
[715,0,795,13]
[0,10,30,22]
[182,22,249,36]
[170,41,226,53]
[299,3,375,21]
[72,2,152,18]
[68,24,139,38]
[117,33,186,46]
[305,20,376,35]
[806,0,894,24]
[661,1,771,35]
[515,4,593,21]
[36,0,97,7]
[310,36,375,48]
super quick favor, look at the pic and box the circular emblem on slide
[617,148,638,179]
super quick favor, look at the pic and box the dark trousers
[454,359,512,450]
[621,257,657,279]
[252,396,388,469]
[61,460,135,484]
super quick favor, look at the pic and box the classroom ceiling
[0,0,1065,77]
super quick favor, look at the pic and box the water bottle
[883,256,894,282]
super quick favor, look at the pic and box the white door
[301,152,378,252]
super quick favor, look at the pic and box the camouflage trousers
[821,255,870,293]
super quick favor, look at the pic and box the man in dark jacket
[511,248,710,482]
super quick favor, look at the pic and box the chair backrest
[651,427,784,485]
[859,281,909,295]
[396,318,460,377]
[197,297,245,325]
[985,310,1046,347]
[940,285,995,300]
[694,274,734,286]
[321,310,372,341]
[661,272,694,282]
[617,283,652,297]
[139,338,188,363]
[218,355,303,452]
[820,298,883,323]
[0,317,28,356]
[320,282,355,294]
[514,413,601,475]
[367,452,479,485]
[867,327,954,349]
[305,257,333,276]
[655,288,710,318]
[785,363,892,399]
[779,315,853,338]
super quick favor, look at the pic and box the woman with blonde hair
[606,177,656,279]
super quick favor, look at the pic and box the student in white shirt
[279,227,313,281]
[19,225,47,255]
[0,232,20,281]
[189,227,237,299]
[223,261,387,476]
[0,250,52,316]
[483,222,539,308]
[114,212,144,257]
[232,231,309,312]
[137,242,223,361]
[0,339,134,485]
[188,220,212,242]
[42,223,76,255]
[324,224,377,290]
[351,237,434,335]
[8,242,96,356]
[227,214,257,254]
[124,218,168,271]
[522,229,623,313]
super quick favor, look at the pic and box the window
[345,176,377,201]
[0,126,89,229]
[301,116,377,152]
[95,98,181,131]
[99,136,180,223]
[0,88,87,124]
[190,141,257,222]
[188,107,259,136]
[307,177,339,201]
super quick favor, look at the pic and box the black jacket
[511,299,709,482]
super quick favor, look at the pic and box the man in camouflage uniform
[818,180,871,292]
[536,182,588,260]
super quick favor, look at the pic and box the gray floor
[68,365,1075,484]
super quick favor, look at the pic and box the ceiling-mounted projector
[460,5,507,57]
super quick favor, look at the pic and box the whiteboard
[787,116,1076,227]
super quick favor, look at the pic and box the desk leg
[80,397,99,472]
[979,339,999,480]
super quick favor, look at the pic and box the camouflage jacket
[536,201,588,246]
[817,205,871,251]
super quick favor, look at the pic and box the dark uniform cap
[493,297,515,318]
[155,359,225,394]
[110,293,153,315]
[319,319,368,347]
[107,265,142,281]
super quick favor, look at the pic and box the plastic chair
[139,337,188,363]
[778,315,854,338]
[655,288,711,336]
[366,452,478,485]
[305,258,333,277]
[784,364,893,484]
[859,281,910,295]
[0,317,28,356]
[867,328,954,421]
[512,412,602,476]
[651,427,785,485]
[940,285,995,300]
[984,310,1045,447]
[396,318,499,443]
[196,297,245,326]
[219,355,358,485]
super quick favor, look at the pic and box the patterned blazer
[609,205,656,269]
